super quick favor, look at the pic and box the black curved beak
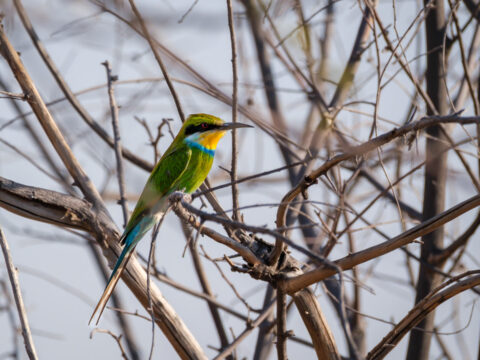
[220,122,253,130]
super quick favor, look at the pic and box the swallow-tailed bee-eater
[89,113,252,324]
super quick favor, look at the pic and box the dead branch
[0,227,38,360]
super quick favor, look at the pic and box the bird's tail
[88,242,135,325]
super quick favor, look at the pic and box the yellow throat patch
[196,130,227,150]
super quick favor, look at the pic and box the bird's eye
[201,122,208,129]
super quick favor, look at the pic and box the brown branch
[276,288,288,360]
[0,227,39,360]
[292,288,341,359]
[90,329,129,360]
[0,23,106,213]
[253,286,276,359]
[283,192,480,294]
[213,300,276,360]
[127,0,185,122]
[367,272,480,359]
[169,193,260,266]
[12,0,152,172]
[0,176,95,231]
[0,177,207,359]
[226,0,240,221]
[183,224,231,354]
[102,60,129,227]
[432,210,480,264]
[276,113,480,240]
[174,193,330,265]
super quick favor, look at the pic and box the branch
[102,60,129,227]
[226,0,240,221]
[169,193,260,266]
[0,227,39,360]
[90,328,129,360]
[276,113,480,243]
[0,177,207,359]
[0,176,95,231]
[12,0,153,172]
[367,271,480,359]
[213,300,276,360]
[185,228,231,353]
[127,0,185,122]
[276,289,288,360]
[292,288,341,360]
[0,23,106,213]
[283,192,480,294]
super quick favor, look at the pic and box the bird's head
[181,113,252,152]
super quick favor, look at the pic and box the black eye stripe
[185,123,221,135]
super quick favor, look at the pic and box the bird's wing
[121,145,192,244]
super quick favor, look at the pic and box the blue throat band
[185,138,215,157]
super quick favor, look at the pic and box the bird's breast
[177,148,214,194]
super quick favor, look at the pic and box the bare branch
[367,271,480,359]
[102,60,129,227]
[284,192,480,293]
[276,113,480,240]
[90,329,129,360]
[12,0,153,172]
[213,300,276,360]
[226,0,240,221]
[276,289,288,360]
[127,0,185,122]
[0,23,106,213]
[0,227,38,360]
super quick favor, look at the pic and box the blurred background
[0,0,479,359]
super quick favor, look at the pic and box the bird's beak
[220,122,253,130]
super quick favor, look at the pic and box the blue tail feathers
[89,215,158,325]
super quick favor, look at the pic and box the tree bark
[406,0,449,358]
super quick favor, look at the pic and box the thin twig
[147,221,162,360]
[0,90,25,100]
[0,22,107,213]
[283,192,480,293]
[367,272,480,359]
[213,300,276,360]
[182,224,231,353]
[0,227,38,360]
[276,113,480,248]
[127,0,185,122]
[226,0,240,221]
[90,328,129,360]
[12,0,152,171]
[102,60,129,227]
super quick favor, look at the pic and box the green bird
[90,113,251,324]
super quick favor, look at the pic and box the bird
[89,113,252,324]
